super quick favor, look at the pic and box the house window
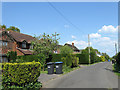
[22,41,26,48]
[2,41,8,46]
[0,41,2,47]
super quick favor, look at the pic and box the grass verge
[112,64,120,77]
[41,66,80,74]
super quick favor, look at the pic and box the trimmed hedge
[76,54,89,64]
[17,55,40,62]
[2,62,41,88]
[51,54,62,62]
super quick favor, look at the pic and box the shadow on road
[104,68,118,73]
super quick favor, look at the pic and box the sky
[2,2,118,57]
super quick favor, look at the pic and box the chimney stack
[72,43,74,47]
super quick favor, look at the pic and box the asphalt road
[44,62,118,88]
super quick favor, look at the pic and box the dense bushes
[2,62,41,89]
[52,54,79,67]
[17,55,40,62]
[51,54,62,62]
[76,53,89,64]
[114,52,120,71]
[7,51,17,62]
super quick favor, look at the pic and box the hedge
[51,54,62,62]
[76,54,89,64]
[17,55,40,62]
[2,62,41,88]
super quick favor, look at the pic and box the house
[0,29,35,62]
[53,43,82,54]
[64,43,81,54]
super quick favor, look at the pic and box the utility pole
[115,43,117,55]
[88,34,91,65]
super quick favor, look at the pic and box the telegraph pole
[88,34,91,65]
[115,43,117,55]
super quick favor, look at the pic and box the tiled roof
[64,43,80,51]
[0,29,35,43]
[17,48,33,55]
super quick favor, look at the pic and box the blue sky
[2,2,118,56]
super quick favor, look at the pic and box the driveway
[43,62,118,88]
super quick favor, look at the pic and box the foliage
[7,51,17,63]
[2,82,42,89]
[51,54,62,62]
[7,26,20,32]
[62,65,80,74]
[59,46,73,67]
[78,47,102,64]
[72,54,79,67]
[90,50,97,64]
[66,54,73,67]
[2,62,41,88]
[60,45,73,57]
[0,24,20,32]
[17,55,40,62]
[17,54,45,70]
[0,24,6,29]
[101,53,110,60]
[100,56,106,62]
[31,32,60,71]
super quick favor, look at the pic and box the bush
[51,54,62,62]
[72,55,79,67]
[78,53,89,64]
[7,51,17,62]
[17,55,40,62]
[2,62,41,88]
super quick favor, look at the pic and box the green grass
[112,64,120,77]
[62,66,80,75]
[40,66,80,74]
[40,70,48,74]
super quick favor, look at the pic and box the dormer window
[22,41,26,48]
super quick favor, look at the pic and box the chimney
[72,43,74,47]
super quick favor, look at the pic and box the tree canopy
[31,32,60,71]
[0,25,20,32]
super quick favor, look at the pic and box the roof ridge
[9,30,33,37]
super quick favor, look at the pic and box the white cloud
[66,40,88,49]
[71,35,76,39]
[90,33,101,38]
[98,25,118,33]
[64,25,69,28]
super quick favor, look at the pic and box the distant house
[96,51,101,57]
[53,45,63,54]
[64,43,81,54]
[0,29,35,62]
[53,43,82,54]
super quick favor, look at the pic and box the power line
[47,1,85,34]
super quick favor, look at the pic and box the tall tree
[31,32,60,71]
[0,25,20,32]
[0,24,6,29]
[7,26,20,32]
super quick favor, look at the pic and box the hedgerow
[2,62,41,89]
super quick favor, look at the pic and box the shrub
[72,55,79,67]
[61,57,66,66]
[17,55,40,62]
[51,54,62,62]
[66,54,73,67]
[7,51,17,62]
[2,62,41,88]
[79,53,89,64]
[60,46,73,57]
